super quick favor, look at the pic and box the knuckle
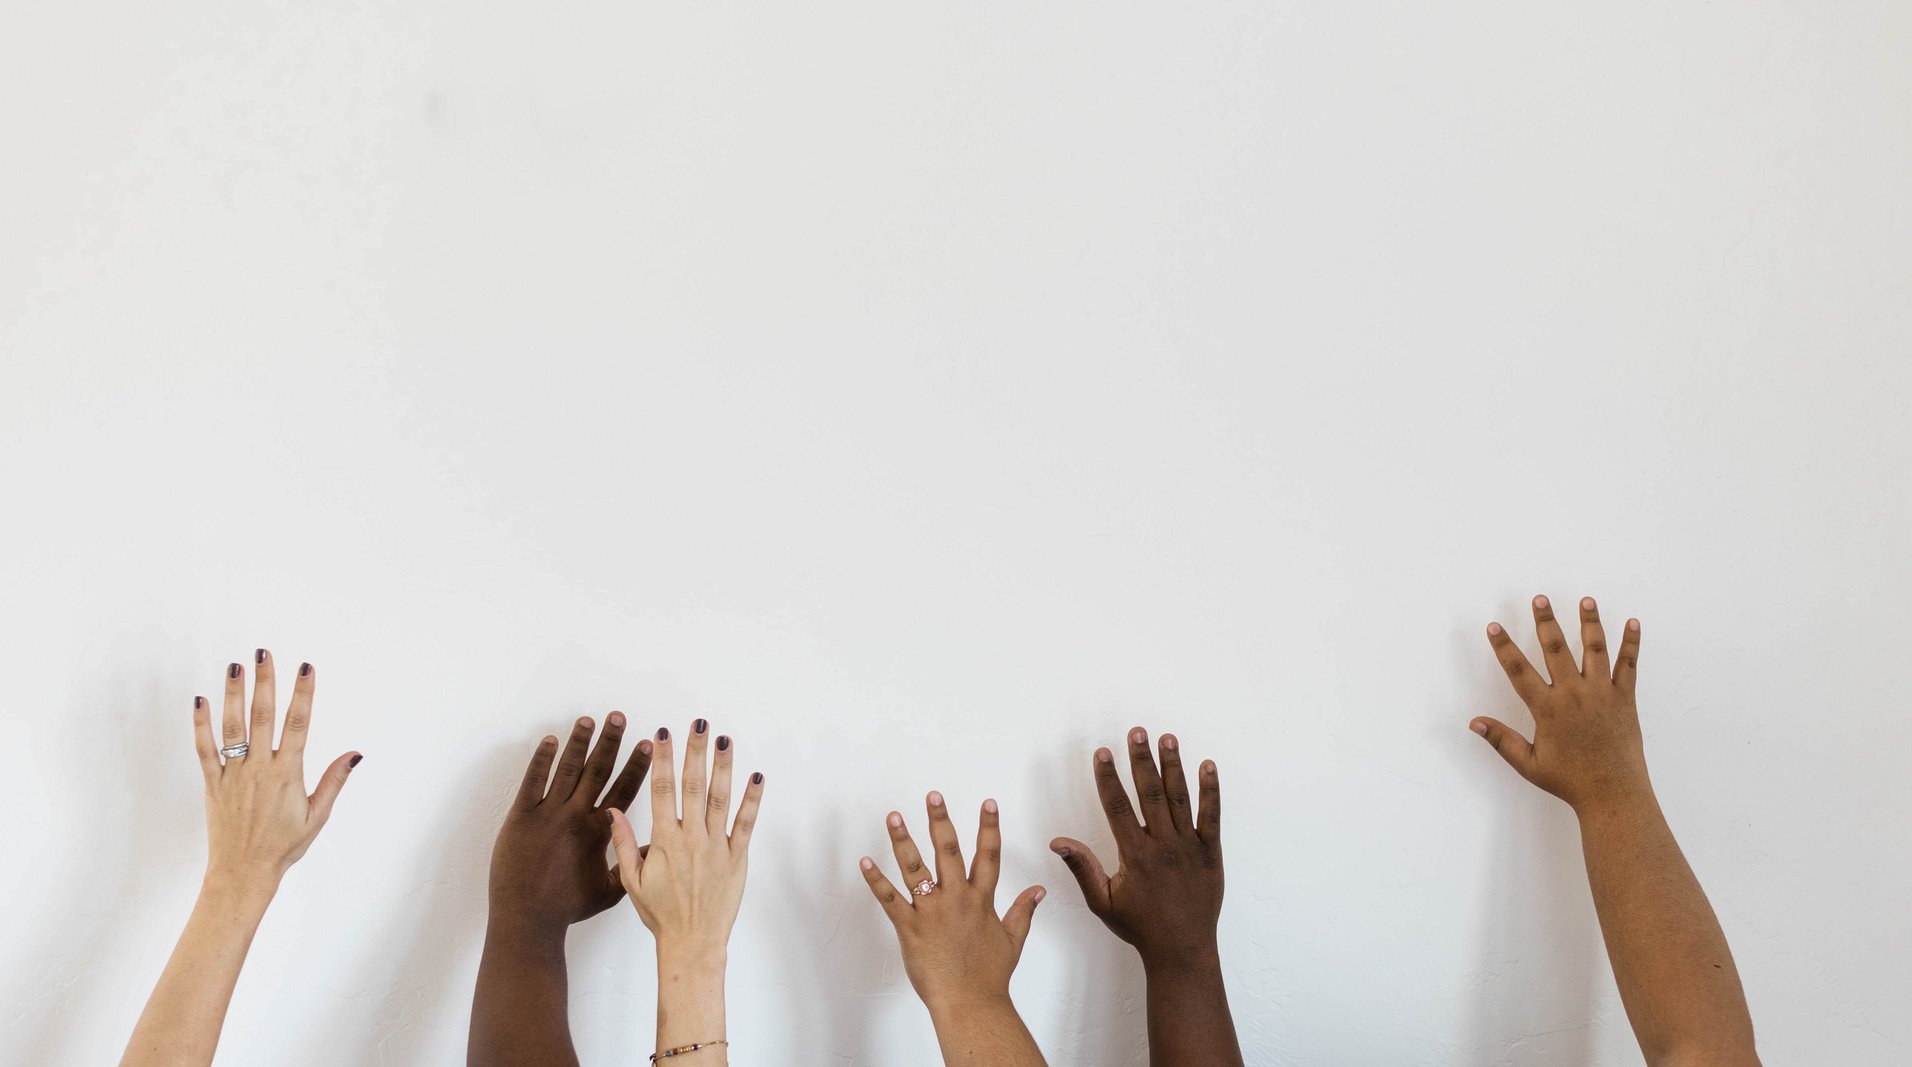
[1541,638,1568,654]
[1167,788,1191,808]
[651,777,675,796]
[732,816,754,835]
[1585,641,1607,655]
[707,791,730,812]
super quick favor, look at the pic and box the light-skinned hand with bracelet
[607,718,766,1066]
[861,792,1049,1067]
[120,651,362,1067]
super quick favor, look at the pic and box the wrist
[198,868,280,918]
[483,910,570,954]
[1139,937,1224,977]
[924,989,1020,1025]
[657,939,729,977]
[1571,781,1661,826]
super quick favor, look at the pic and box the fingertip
[1032,886,1046,904]
[1048,838,1070,856]
[1486,622,1504,637]
[1094,747,1114,764]
[887,811,903,828]
[1533,594,1549,610]
[1470,719,1489,737]
[1160,733,1178,752]
[348,753,363,768]
[982,797,999,814]
[1201,760,1217,775]
[608,710,626,727]
[638,739,653,755]
[542,734,559,746]
[1627,618,1641,632]
[927,790,945,808]
[859,856,875,871]
[1580,596,1596,612]
[1128,727,1147,746]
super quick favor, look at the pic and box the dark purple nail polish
[256,648,266,664]
[228,663,241,679]
[194,696,205,709]
[693,718,708,735]
[717,735,730,751]
[751,771,763,785]
[349,754,363,768]
[299,663,312,677]
[656,727,669,741]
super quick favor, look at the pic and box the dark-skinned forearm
[468,919,578,1067]
[1142,944,1244,1067]
[1577,791,1759,1066]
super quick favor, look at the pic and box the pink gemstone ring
[912,879,937,896]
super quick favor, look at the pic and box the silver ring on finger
[220,742,250,760]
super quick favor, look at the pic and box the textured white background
[3,2,1909,1064]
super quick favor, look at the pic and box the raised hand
[122,651,361,1067]
[1468,597,1760,1067]
[469,713,651,1067]
[489,713,652,932]
[607,720,764,1067]
[1051,728,1243,1067]
[1471,594,1650,811]
[860,793,1047,1066]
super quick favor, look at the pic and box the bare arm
[860,793,1048,1067]
[122,653,360,1067]
[1471,596,1759,1067]
[468,713,651,1067]
[607,720,768,1067]
[1051,729,1244,1067]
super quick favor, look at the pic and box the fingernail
[639,740,653,754]
[609,711,625,727]
[299,662,312,677]
[349,754,363,768]
[606,810,616,824]
[1487,622,1504,636]
[751,771,764,785]
[1161,735,1178,751]
[1096,748,1114,764]
[860,857,875,870]
[1628,619,1641,632]
[656,727,669,741]
[1033,887,1046,903]
[1534,595,1550,609]
[928,790,945,807]
[578,716,593,729]
[256,648,266,663]
[1130,728,1146,745]
[193,696,204,710]
[1581,597,1596,611]
[1053,844,1071,857]
[228,663,241,679]
[693,718,708,735]
[887,812,903,828]
[717,735,730,751]
[1470,721,1489,737]
[1202,760,1217,774]
[983,798,999,813]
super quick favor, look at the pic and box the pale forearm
[1577,792,1758,1065]
[468,919,578,1067]
[926,995,1047,1067]
[1143,948,1244,1067]
[656,945,728,1065]
[121,874,274,1067]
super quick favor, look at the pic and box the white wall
[3,3,1908,1064]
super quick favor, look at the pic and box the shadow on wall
[7,666,187,1065]
[1460,786,1605,1066]
[322,740,526,1066]
[1034,742,1150,1067]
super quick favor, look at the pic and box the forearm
[1142,945,1244,1067]
[121,873,275,1067]
[468,918,577,1067]
[1577,791,1759,1065]
[925,994,1046,1067]
[656,944,729,1064]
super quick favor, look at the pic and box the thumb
[1000,885,1046,954]
[1469,717,1537,780]
[306,752,362,831]
[1049,837,1113,916]
[606,808,645,888]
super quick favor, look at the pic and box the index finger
[1487,622,1546,705]
[1092,747,1142,845]
[279,662,314,756]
